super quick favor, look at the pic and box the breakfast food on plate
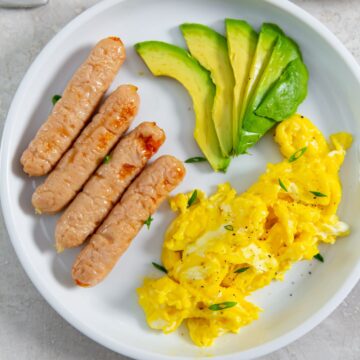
[135,20,308,170]
[138,114,352,346]
[18,28,351,349]
[181,23,235,157]
[55,122,165,252]
[135,41,230,172]
[72,155,186,287]
[21,37,126,176]
[32,85,139,214]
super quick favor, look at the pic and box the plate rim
[1,0,360,359]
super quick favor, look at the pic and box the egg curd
[137,114,352,347]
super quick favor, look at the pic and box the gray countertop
[0,1,359,359]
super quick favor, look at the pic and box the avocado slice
[180,23,235,157]
[255,58,309,121]
[242,24,284,111]
[238,31,307,154]
[225,19,258,152]
[135,41,230,172]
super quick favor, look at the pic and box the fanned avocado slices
[135,20,309,170]
[135,41,230,172]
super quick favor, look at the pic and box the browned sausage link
[72,155,186,287]
[21,37,126,176]
[55,122,165,252]
[32,85,139,214]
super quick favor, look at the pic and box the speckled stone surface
[0,1,359,359]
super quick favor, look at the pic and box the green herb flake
[52,94,62,105]
[314,253,324,263]
[187,190,198,208]
[278,178,288,192]
[208,301,237,311]
[152,262,168,273]
[288,147,307,162]
[234,267,250,274]
[185,157,207,164]
[144,216,154,229]
[224,225,234,231]
[310,191,327,198]
[103,155,111,164]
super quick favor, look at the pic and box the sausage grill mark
[119,163,137,179]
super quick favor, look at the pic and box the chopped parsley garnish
[234,267,250,274]
[144,216,154,229]
[314,253,324,263]
[152,262,167,273]
[310,191,327,198]
[185,157,207,163]
[208,302,237,311]
[278,178,288,192]
[187,190,198,208]
[224,225,234,231]
[288,147,307,162]
[52,94,62,105]
[103,155,111,164]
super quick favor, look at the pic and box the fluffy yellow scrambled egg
[137,115,352,347]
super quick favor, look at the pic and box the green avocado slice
[225,19,258,153]
[180,23,235,157]
[135,41,230,172]
[255,58,309,121]
[238,31,306,154]
[242,24,284,111]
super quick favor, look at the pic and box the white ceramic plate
[1,0,360,359]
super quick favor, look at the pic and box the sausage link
[21,37,126,176]
[55,122,165,252]
[72,155,185,287]
[32,85,139,214]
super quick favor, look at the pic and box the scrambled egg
[137,115,352,347]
